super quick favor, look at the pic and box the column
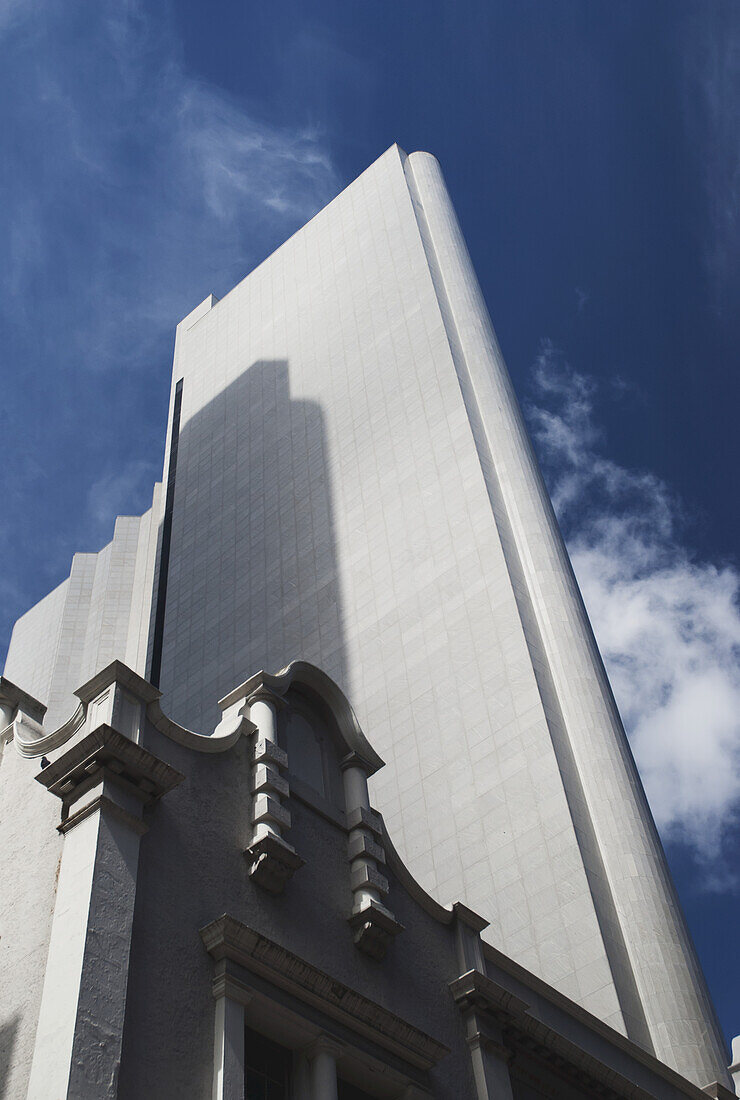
[464,1013,515,1100]
[27,722,183,1099]
[211,962,252,1100]
[343,756,383,910]
[308,1037,342,1100]
[244,686,304,893]
[249,691,287,843]
[342,753,403,960]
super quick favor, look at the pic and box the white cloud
[528,342,740,883]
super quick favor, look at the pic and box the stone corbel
[342,753,403,959]
[35,722,185,830]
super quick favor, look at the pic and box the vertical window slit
[149,378,183,688]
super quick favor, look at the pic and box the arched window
[284,709,326,798]
[282,694,342,808]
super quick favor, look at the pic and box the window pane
[285,711,326,796]
[245,1069,267,1100]
[245,1027,289,1100]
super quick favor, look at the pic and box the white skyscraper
[2,144,731,1091]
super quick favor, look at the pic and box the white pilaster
[28,723,183,1099]
[211,964,251,1100]
[0,698,15,731]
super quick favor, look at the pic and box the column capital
[212,960,254,1007]
[306,1034,345,1061]
[36,724,184,826]
[451,902,489,934]
[339,751,371,774]
[219,672,287,713]
[246,686,288,711]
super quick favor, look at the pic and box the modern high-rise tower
[2,145,732,1092]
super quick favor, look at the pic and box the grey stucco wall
[0,743,63,1098]
[117,713,476,1099]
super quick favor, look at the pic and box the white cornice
[200,914,448,1071]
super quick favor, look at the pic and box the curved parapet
[147,698,253,753]
[12,704,87,759]
[2,660,257,760]
[219,660,385,776]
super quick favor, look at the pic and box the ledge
[450,970,715,1100]
[36,724,184,808]
[200,914,447,1071]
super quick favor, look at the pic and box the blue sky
[2,0,739,1047]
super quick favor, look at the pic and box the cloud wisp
[527,342,740,885]
[0,0,339,374]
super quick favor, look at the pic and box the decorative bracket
[342,761,404,959]
[244,833,305,895]
[348,900,404,961]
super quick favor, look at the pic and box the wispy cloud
[683,9,740,311]
[0,0,339,373]
[528,342,740,885]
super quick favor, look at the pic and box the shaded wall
[151,146,625,1034]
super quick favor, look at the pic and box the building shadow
[0,1015,20,1100]
[152,360,347,733]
